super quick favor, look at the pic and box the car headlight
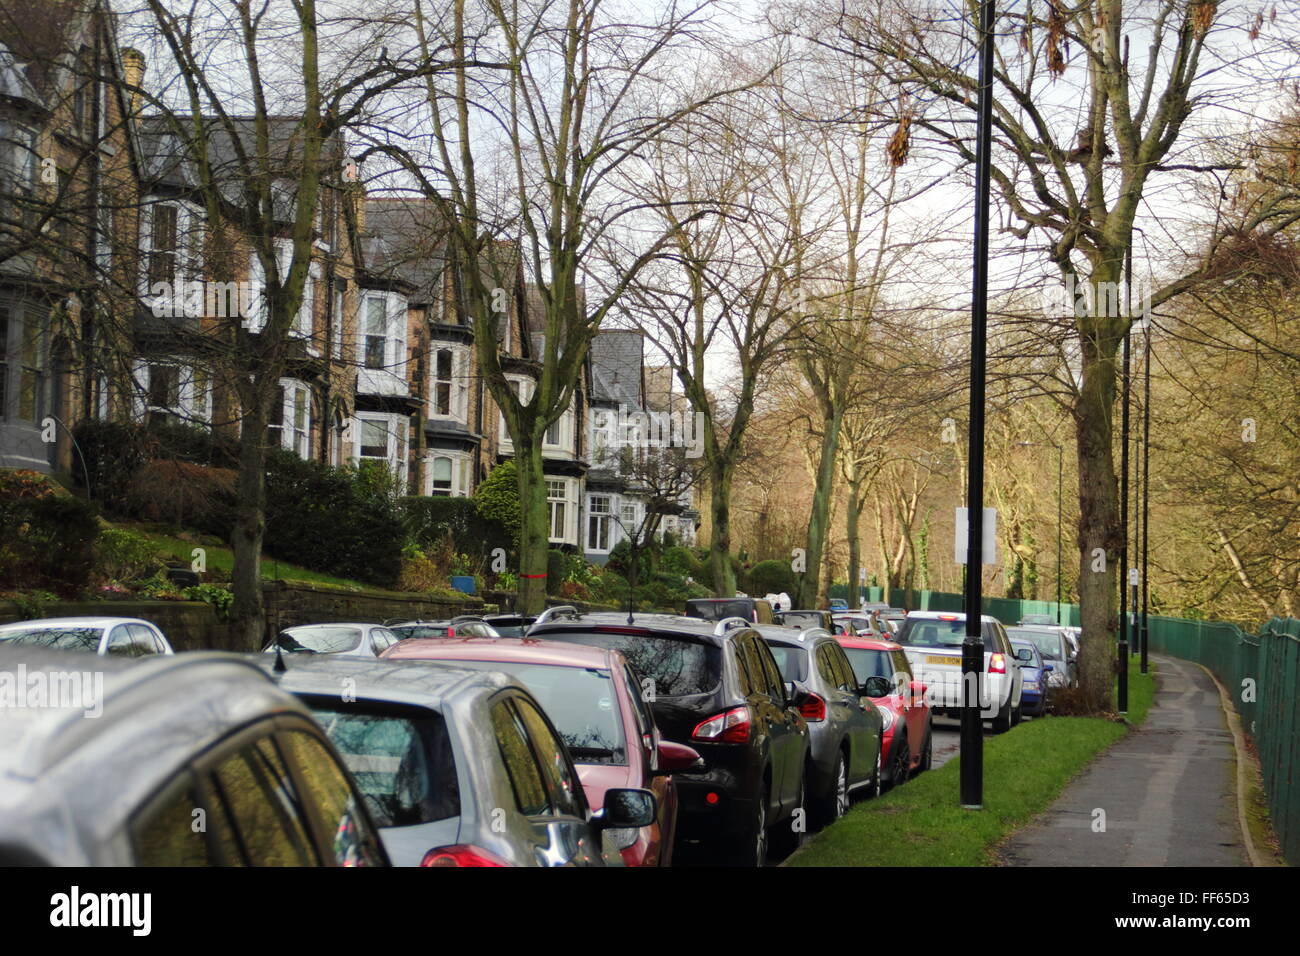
[877,707,895,731]
[1024,680,1039,690]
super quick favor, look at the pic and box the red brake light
[798,693,826,721]
[692,706,751,743]
[446,626,456,639]
[989,653,1007,675]
[938,615,959,621]
[420,845,511,867]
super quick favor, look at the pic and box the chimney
[120,48,145,117]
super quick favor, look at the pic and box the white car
[264,622,403,659]
[892,611,1024,732]
[0,616,175,656]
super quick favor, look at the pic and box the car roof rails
[532,605,580,627]
[450,614,486,624]
[713,616,750,636]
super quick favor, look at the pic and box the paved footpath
[1001,654,1248,866]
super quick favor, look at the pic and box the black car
[0,647,389,866]
[254,655,655,866]
[684,597,775,625]
[526,610,809,866]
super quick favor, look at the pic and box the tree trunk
[1075,318,1124,712]
[709,457,737,597]
[799,400,842,609]
[515,439,550,614]
[231,394,270,651]
[846,479,863,607]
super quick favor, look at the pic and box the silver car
[265,622,402,658]
[0,616,174,656]
[1007,625,1076,688]
[757,626,883,825]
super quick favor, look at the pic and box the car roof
[529,610,731,645]
[903,610,1000,623]
[250,654,508,711]
[1009,624,1067,634]
[283,622,383,631]
[836,635,905,651]
[0,647,305,781]
[384,636,615,670]
[0,617,152,631]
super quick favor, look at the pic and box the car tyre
[732,785,769,868]
[991,697,1011,733]
[1011,700,1022,726]
[887,736,910,790]
[916,723,933,775]
[868,736,883,798]
[818,749,849,825]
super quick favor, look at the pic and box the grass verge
[786,657,1157,867]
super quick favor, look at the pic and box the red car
[835,636,932,786]
[382,637,700,866]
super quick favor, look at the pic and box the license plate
[925,655,961,666]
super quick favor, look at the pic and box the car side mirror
[655,740,705,776]
[861,675,892,698]
[1016,648,1034,662]
[598,788,657,829]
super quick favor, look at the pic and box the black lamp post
[1140,318,1151,674]
[960,0,996,811]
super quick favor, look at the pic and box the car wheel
[992,697,1011,733]
[1011,700,1022,726]
[917,723,933,774]
[733,786,769,868]
[770,771,805,860]
[888,736,910,790]
[818,750,849,825]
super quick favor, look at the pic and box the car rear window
[1007,628,1066,660]
[274,627,362,654]
[765,644,808,682]
[684,600,752,622]
[308,704,459,827]
[390,625,450,640]
[435,661,627,766]
[775,611,823,630]
[895,618,967,648]
[842,648,892,685]
[0,627,101,652]
[540,630,722,698]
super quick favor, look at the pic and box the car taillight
[692,706,751,743]
[420,845,511,867]
[446,626,456,639]
[989,653,1006,674]
[799,694,826,721]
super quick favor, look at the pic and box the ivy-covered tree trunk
[515,438,550,614]
[798,397,843,609]
[708,456,737,597]
[845,478,864,606]
[230,383,272,651]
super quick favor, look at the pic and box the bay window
[587,494,612,552]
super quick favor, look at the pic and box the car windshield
[272,626,362,654]
[308,704,459,827]
[540,630,723,698]
[390,625,450,640]
[895,617,967,648]
[443,661,627,765]
[843,648,892,685]
[765,644,808,682]
[0,627,102,652]
[684,600,751,622]
[837,616,873,631]
[1008,628,1065,660]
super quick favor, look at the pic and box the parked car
[773,609,836,633]
[388,618,503,641]
[0,647,388,866]
[264,622,402,658]
[381,636,701,866]
[833,612,884,639]
[526,610,809,866]
[684,597,775,625]
[1019,614,1059,626]
[893,611,1024,732]
[1010,639,1052,717]
[0,616,174,657]
[256,654,656,866]
[878,608,908,631]
[756,626,882,823]
[480,614,537,638]
[836,635,933,785]
[828,599,849,612]
[387,621,453,640]
[1007,625,1076,688]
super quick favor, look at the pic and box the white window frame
[546,476,580,545]
[131,358,213,426]
[354,412,408,483]
[266,378,312,458]
[140,197,203,308]
[425,450,471,498]
[544,402,574,454]
[587,493,613,553]
[498,374,531,454]
[428,344,470,423]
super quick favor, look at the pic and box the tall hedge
[403,496,513,563]
[0,470,100,594]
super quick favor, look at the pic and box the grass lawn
[786,658,1157,867]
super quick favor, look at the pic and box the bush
[473,461,522,544]
[95,528,166,583]
[402,496,512,568]
[660,545,694,578]
[547,549,567,594]
[72,419,147,509]
[123,460,237,538]
[262,451,404,587]
[0,470,100,594]
[748,559,796,597]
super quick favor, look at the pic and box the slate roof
[590,329,643,407]
[362,198,450,306]
[0,0,85,105]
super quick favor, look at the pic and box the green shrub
[473,461,522,544]
[402,496,512,568]
[0,470,100,594]
[183,583,234,620]
[124,460,237,539]
[96,528,166,583]
[748,558,796,597]
[660,545,694,578]
[72,419,147,510]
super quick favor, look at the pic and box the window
[544,403,574,452]
[425,452,470,498]
[147,203,178,286]
[512,697,586,818]
[364,296,387,370]
[587,495,611,552]
[428,346,469,422]
[0,120,38,226]
[209,738,317,866]
[433,349,453,415]
[359,418,388,459]
[280,731,385,866]
[134,780,215,866]
[267,379,311,457]
[355,413,408,480]
[1,308,46,424]
[547,478,576,543]
[492,700,550,816]
[430,455,453,495]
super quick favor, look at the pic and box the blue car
[828,599,849,612]
[1011,639,1052,717]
